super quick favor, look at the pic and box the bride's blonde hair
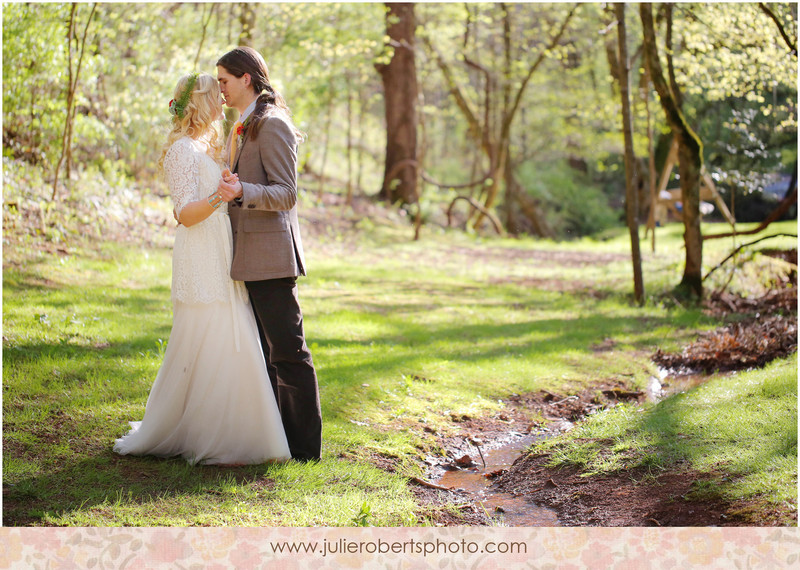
[158,72,224,172]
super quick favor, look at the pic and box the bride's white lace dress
[114,136,290,465]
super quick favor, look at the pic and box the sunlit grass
[532,357,797,521]
[36,459,421,527]
[3,220,796,525]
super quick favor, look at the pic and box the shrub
[517,160,619,238]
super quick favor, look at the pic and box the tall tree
[422,3,576,234]
[193,4,217,68]
[640,3,704,298]
[616,3,644,305]
[52,2,97,200]
[377,2,418,205]
[239,3,255,47]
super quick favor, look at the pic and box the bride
[114,72,290,465]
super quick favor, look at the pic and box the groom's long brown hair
[216,47,303,143]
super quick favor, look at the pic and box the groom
[216,47,322,462]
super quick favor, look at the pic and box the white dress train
[114,136,290,465]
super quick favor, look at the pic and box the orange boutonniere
[236,123,245,137]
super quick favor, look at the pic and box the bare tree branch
[704,185,798,241]
[382,158,492,192]
[759,2,797,56]
[462,3,473,49]
[504,5,578,131]
[446,195,506,236]
[703,232,798,281]
[464,56,493,149]
[422,35,484,147]
[194,4,217,68]
[422,171,491,190]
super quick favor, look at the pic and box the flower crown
[168,73,199,119]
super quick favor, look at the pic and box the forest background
[3,2,796,262]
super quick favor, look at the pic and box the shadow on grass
[313,311,701,381]
[4,283,171,316]
[3,449,277,526]
[5,330,174,365]
[635,379,798,484]
[560,360,799,521]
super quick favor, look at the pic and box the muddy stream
[427,370,714,527]
[434,433,559,526]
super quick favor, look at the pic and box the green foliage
[2,2,795,236]
[673,4,796,106]
[352,501,372,527]
[2,156,173,249]
[667,4,797,203]
[246,2,387,194]
[3,4,70,165]
[518,160,619,237]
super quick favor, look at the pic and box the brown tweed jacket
[227,110,307,281]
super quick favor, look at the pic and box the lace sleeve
[163,139,198,215]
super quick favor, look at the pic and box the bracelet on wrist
[207,193,223,209]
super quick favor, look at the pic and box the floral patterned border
[1,527,798,568]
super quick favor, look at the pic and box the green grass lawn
[531,357,797,523]
[3,217,796,526]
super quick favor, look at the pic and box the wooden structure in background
[650,138,736,227]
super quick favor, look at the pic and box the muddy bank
[406,280,798,527]
[413,377,793,527]
[493,455,749,527]
[409,380,649,526]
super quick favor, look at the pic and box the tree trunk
[472,6,576,232]
[356,85,366,200]
[664,5,683,110]
[424,5,574,234]
[194,4,216,68]
[238,3,255,47]
[471,149,505,230]
[345,71,354,207]
[640,3,704,298]
[52,5,76,201]
[52,3,96,201]
[504,157,518,235]
[513,173,554,238]
[616,3,644,305]
[378,2,418,205]
[603,5,621,91]
[501,3,516,235]
[64,6,77,183]
[643,68,657,252]
[317,71,337,200]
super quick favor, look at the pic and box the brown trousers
[246,277,322,461]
